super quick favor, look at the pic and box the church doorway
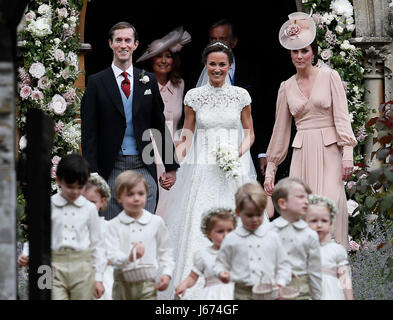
[83,0,297,185]
[84,0,297,91]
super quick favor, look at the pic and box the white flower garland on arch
[17,0,85,192]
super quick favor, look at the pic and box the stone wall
[0,62,16,300]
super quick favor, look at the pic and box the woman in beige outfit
[264,12,357,249]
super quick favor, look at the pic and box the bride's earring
[311,56,315,65]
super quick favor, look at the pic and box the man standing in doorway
[81,22,179,220]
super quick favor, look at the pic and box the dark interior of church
[84,0,297,92]
[84,0,298,183]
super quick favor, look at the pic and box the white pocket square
[144,89,152,95]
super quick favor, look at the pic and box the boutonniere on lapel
[139,70,150,84]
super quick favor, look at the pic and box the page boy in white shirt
[51,153,106,299]
[214,182,291,300]
[106,170,174,300]
[271,177,322,300]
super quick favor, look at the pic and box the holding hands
[159,170,177,190]
[263,177,275,197]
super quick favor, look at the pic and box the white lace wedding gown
[158,82,265,300]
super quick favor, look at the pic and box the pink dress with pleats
[265,67,357,249]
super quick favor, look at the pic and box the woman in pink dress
[136,27,191,217]
[264,12,357,249]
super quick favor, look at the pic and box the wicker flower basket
[252,272,279,300]
[122,247,157,283]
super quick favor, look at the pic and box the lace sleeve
[238,87,252,110]
[184,88,198,112]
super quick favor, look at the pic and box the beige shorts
[51,249,95,300]
[285,274,312,300]
[112,269,157,300]
[234,283,253,300]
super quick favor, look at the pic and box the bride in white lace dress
[159,41,266,299]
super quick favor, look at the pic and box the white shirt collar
[52,193,86,208]
[274,216,308,230]
[118,209,152,225]
[111,62,133,79]
[234,222,272,238]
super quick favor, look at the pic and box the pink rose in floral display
[61,68,72,80]
[59,0,69,6]
[321,49,332,61]
[56,8,68,19]
[50,94,67,115]
[346,181,356,190]
[55,120,65,132]
[25,11,36,21]
[64,88,76,104]
[52,155,61,166]
[54,49,65,62]
[284,23,301,39]
[349,240,360,251]
[38,76,51,89]
[29,62,46,79]
[20,86,32,100]
[31,88,44,101]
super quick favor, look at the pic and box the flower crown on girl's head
[200,207,237,237]
[88,172,111,202]
[308,194,337,219]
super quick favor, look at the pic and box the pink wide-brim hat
[136,26,191,63]
[278,11,316,50]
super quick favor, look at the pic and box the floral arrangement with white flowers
[214,143,241,179]
[17,0,85,192]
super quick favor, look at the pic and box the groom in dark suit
[81,22,179,220]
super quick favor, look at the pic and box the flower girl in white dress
[306,195,354,300]
[83,173,114,300]
[175,208,236,300]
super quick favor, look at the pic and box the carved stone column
[0,62,16,300]
[352,0,393,169]
[75,0,91,91]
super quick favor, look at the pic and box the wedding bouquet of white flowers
[214,143,241,179]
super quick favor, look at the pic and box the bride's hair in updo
[200,207,237,240]
[201,41,234,65]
